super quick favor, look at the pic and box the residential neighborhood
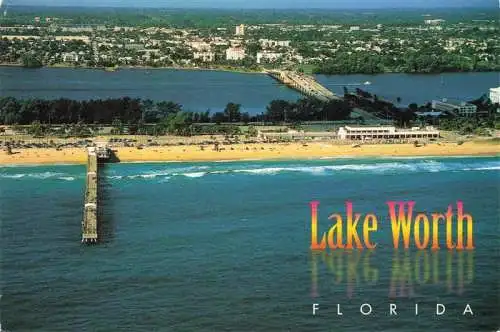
[0,14,498,74]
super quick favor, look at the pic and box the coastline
[0,141,497,166]
[2,63,499,76]
[0,63,267,75]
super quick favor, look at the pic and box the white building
[258,130,337,141]
[489,87,500,104]
[226,47,245,61]
[193,51,215,62]
[338,126,440,140]
[349,26,360,31]
[188,41,211,51]
[62,52,79,63]
[235,24,245,36]
[432,99,477,117]
[259,39,291,48]
[424,19,445,25]
[256,51,283,64]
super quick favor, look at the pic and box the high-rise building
[235,24,245,36]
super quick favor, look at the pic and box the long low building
[258,130,337,141]
[338,126,439,140]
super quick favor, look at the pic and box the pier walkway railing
[82,142,110,244]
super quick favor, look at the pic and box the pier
[82,142,110,244]
[267,70,341,101]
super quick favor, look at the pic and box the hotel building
[226,47,246,61]
[431,99,477,117]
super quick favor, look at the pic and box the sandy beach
[0,141,497,165]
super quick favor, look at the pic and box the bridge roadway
[267,70,342,102]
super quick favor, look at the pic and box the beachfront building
[431,99,477,117]
[193,51,215,62]
[337,126,440,140]
[62,52,79,63]
[226,47,246,61]
[489,87,500,104]
[258,130,337,141]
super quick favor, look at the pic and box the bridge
[267,70,342,102]
[81,141,110,244]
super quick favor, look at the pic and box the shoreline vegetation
[0,63,267,75]
[0,140,498,165]
[1,93,497,166]
[2,62,500,76]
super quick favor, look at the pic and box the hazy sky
[9,0,498,8]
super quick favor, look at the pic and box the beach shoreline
[0,141,497,166]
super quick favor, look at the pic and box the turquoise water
[1,157,499,331]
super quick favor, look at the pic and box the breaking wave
[0,172,69,180]
[104,159,500,181]
[58,176,76,181]
[1,159,497,182]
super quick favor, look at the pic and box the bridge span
[267,70,342,102]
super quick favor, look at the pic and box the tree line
[313,51,500,75]
[0,96,354,135]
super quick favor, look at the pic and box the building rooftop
[432,99,474,107]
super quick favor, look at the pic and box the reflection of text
[310,250,474,299]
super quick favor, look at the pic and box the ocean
[1,156,499,331]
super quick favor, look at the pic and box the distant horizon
[4,0,497,9]
[5,5,499,11]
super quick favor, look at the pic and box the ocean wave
[0,172,68,180]
[103,160,500,181]
[4,159,497,182]
[1,173,26,179]
[181,172,206,178]
[58,176,75,181]
[463,166,500,171]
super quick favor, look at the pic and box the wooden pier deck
[267,70,341,101]
[82,147,98,243]
[82,142,110,244]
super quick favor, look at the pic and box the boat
[363,81,372,85]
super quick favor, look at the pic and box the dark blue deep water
[1,67,498,113]
[1,157,499,331]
